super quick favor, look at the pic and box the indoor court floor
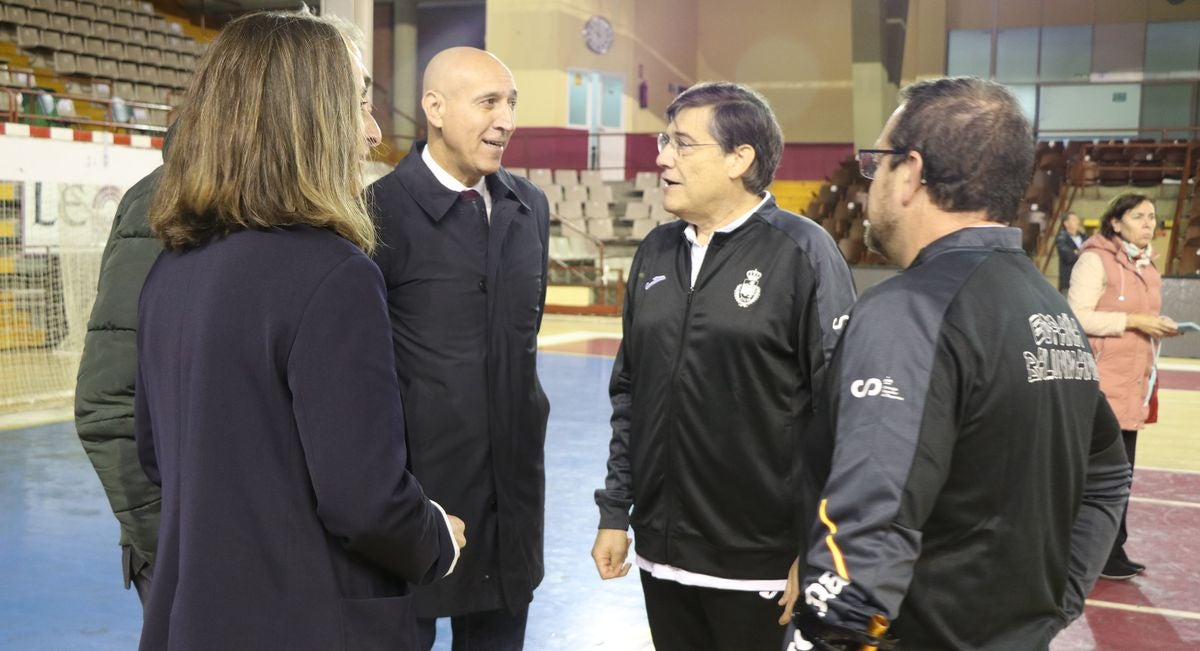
[0,314,1197,650]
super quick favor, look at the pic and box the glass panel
[996,28,1039,83]
[1092,23,1145,75]
[1145,21,1200,77]
[1006,84,1038,124]
[1040,25,1092,82]
[1141,84,1194,139]
[600,74,623,130]
[947,29,991,78]
[1039,84,1141,139]
[567,70,588,127]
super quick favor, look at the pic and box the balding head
[421,47,517,186]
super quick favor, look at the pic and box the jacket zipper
[663,229,709,563]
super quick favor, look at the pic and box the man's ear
[726,144,757,183]
[422,91,444,129]
[899,149,926,205]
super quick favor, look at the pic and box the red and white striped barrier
[0,122,163,149]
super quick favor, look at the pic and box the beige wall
[486,0,696,132]
[901,0,947,85]
[696,0,854,142]
[482,0,1200,140]
[487,0,852,141]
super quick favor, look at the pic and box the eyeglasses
[857,148,907,180]
[657,132,721,155]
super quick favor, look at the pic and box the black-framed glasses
[657,132,721,155]
[857,148,907,180]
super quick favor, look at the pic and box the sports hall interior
[1,0,1199,648]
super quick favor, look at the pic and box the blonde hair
[150,9,376,253]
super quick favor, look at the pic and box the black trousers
[639,570,786,651]
[417,605,529,651]
[1108,429,1139,562]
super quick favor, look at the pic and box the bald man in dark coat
[369,47,550,650]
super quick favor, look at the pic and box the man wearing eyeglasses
[785,77,1129,651]
[591,81,856,651]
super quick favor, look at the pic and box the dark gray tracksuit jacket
[596,197,856,581]
[798,226,1130,650]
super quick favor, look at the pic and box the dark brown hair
[886,77,1034,223]
[1100,193,1153,239]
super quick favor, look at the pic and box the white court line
[1130,496,1200,509]
[537,331,622,346]
[1158,361,1200,372]
[1086,599,1200,622]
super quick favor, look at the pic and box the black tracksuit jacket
[798,227,1130,650]
[595,197,857,580]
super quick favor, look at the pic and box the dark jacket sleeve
[800,290,952,630]
[287,253,454,584]
[594,248,643,530]
[1058,395,1131,622]
[74,168,163,567]
[804,228,857,364]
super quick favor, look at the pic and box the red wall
[504,128,851,182]
[503,128,589,170]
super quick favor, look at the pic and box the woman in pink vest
[1068,192,1179,581]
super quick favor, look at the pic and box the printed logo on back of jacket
[1023,313,1098,383]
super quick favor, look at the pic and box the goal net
[0,179,116,412]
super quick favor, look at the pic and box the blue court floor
[0,352,651,650]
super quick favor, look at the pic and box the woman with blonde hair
[135,10,464,649]
[1068,192,1177,581]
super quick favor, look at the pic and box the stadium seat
[634,171,659,190]
[623,202,650,220]
[507,167,527,178]
[1,5,29,24]
[528,168,553,188]
[580,170,604,187]
[40,28,63,49]
[553,169,578,186]
[62,33,84,53]
[584,201,608,219]
[641,187,663,205]
[556,201,583,220]
[16,25,41,48]
[586,218,614,239]
[589,184,613,203]
[563,185,589,203]
[52,51,77,74]
[631,218,655,240]
[76,54,97,76]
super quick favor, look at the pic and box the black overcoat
[369,142,550,616]
[135,226,455,649]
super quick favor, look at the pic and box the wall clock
[583,16,614,55]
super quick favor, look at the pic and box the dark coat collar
[395,140,530,221]
[912,225,1023,268]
